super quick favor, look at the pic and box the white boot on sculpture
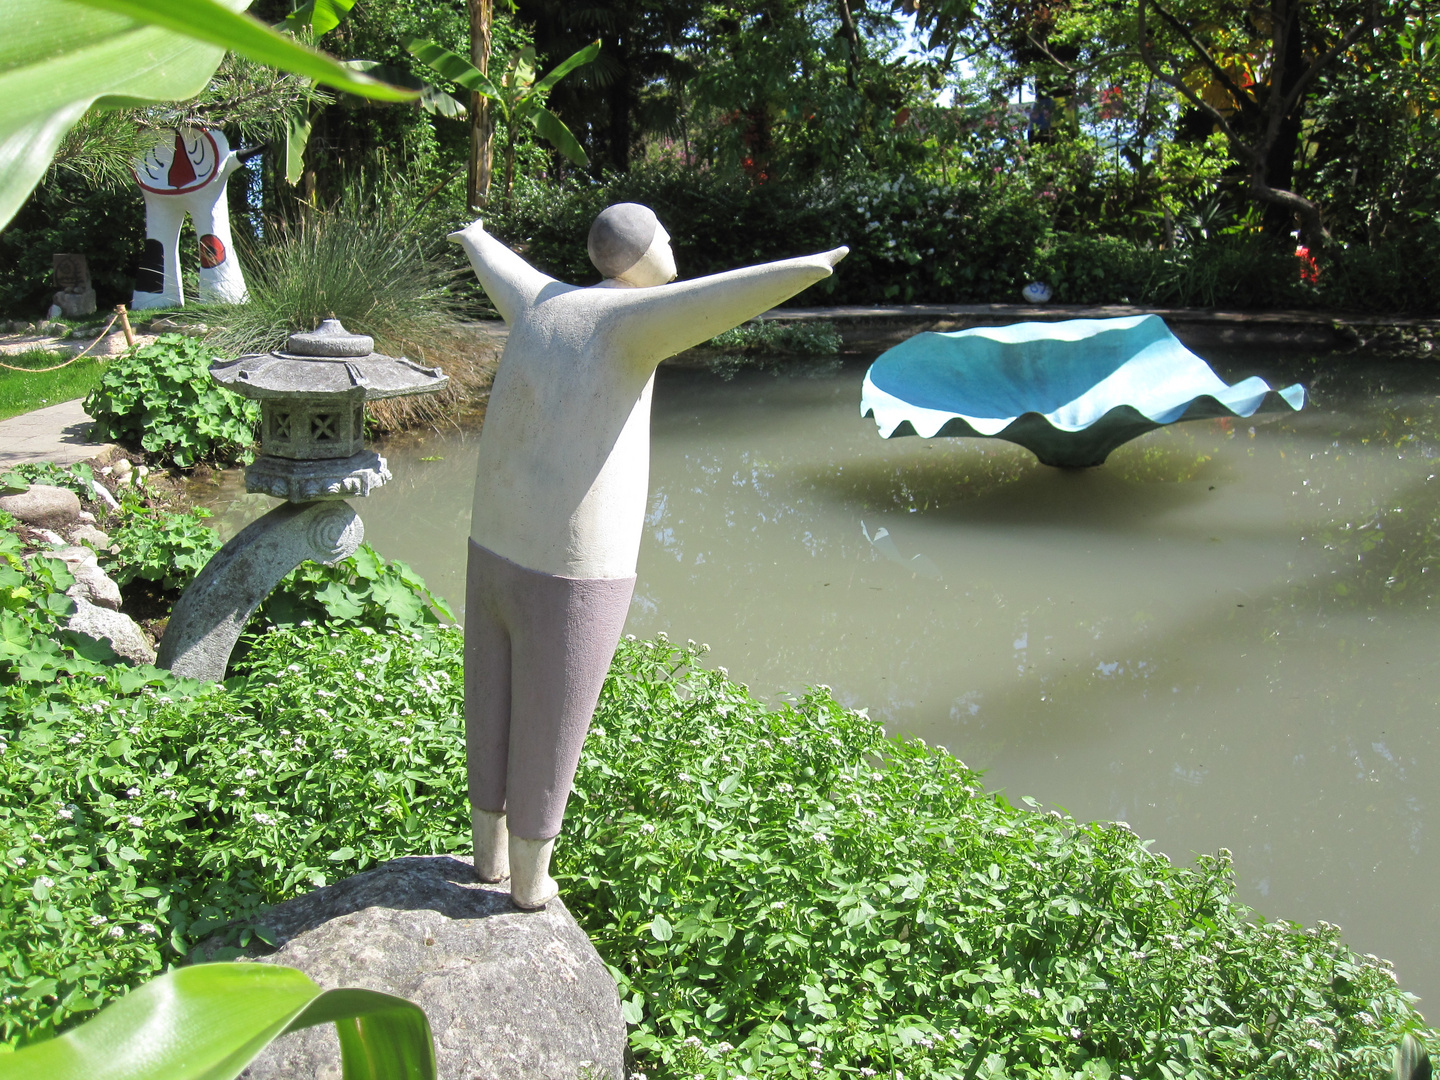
[132,127,250,310]
[471,806,509,883]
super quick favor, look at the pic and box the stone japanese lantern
[157,319,447,683]
[210,318,447,502]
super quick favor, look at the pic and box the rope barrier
[0,309,124,373]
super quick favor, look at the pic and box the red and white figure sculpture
[131,127,250,309]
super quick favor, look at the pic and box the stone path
[0,399,115,468]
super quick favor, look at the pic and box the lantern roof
[210,318,448,401]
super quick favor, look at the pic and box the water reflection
[197,349,1440,1012]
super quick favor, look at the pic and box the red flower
[1295,245,1321,284]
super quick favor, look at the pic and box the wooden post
[467,0,495,211]
[114,304,135,347]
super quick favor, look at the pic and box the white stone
[52,544,122,610]
[67,595,155,665]
[0,484,81,529]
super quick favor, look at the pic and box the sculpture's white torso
[452,221,847,580]
[470,286,659,578]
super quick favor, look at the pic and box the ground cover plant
[0,617,1431,1077]
[0,350,106,423]
[82,335,259,468]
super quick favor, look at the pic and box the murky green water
[201,349,1440,1009]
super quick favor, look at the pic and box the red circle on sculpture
[198,234,227,269]
[134,129,221,195]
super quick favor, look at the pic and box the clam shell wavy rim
[860,314,1307,467]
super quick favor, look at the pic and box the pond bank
[462,303,1440,363]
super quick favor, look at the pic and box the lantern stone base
[245,449,391,503]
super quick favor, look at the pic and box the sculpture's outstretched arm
[449,219,557,325]
[607,247,849,369]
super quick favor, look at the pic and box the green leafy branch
[405,37,600,196]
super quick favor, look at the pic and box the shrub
[707,321,843,356]
[0,628,1431,1077]
[82,335,259,468]
[104,507,222,593]
[483,166,1440,314]
[97,506,452,636]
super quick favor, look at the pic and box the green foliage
[0,174,144,315]
[0,461,97,504]
[258,543,455,633]
[104,508,222,593]
[0,515,80,683]
[96,504,452,632]
[0,626,1431,1077]
[0,625,467,1048]
[1,963,436,1080]
[706,321,842,356]
[82,335,258,469]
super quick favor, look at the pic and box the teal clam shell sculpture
[861,314,1306,467]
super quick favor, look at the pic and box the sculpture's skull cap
[588,203,661,279]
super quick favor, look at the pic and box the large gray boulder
[201,855,626,1080]
[66,596,155,665]
[0,484,81,529]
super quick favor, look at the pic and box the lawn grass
[0,349,106,421]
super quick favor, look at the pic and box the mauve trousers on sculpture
[464,539,636,840]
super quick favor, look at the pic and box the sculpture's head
[587,203,676,287]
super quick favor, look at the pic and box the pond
[200,345,1440,1009]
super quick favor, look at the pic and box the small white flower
[315,708,331,720]
[125,787,140,798]
[776,783,793,793]
[89,915,107,926]
[333,748,348,760]
[860,1070,877,1077]
[243,768,258,778]
[683,1036,703,1049]
[30,834,43,842]
[128,726,141,735]
[812,832,828,843]
[1023,986,1040,998]
[354,671,366,682]
[139,923,158,935]
[287,664,302,673]
[715,1042,734,1054]
[108,925,124,938]
[232,788,247,797]
[771,901,785,910]
[810,1063,823,1072]
[1070,1027,1082,1039]
[253,812,274,825]
[35,876,54,888]
[316,689,335,699]
[639,823,656,834]
[127,815,143,827]
[66,735,82,745]
[57,808,74,820]
[675,772,692,783]
[400,708,414,716]
[398,737,412,746]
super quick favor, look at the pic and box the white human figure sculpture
[452,204,847,908]
[132,126,250,309]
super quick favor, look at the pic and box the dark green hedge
[484,167,1440,315]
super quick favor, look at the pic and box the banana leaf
[0,962,436,1080]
